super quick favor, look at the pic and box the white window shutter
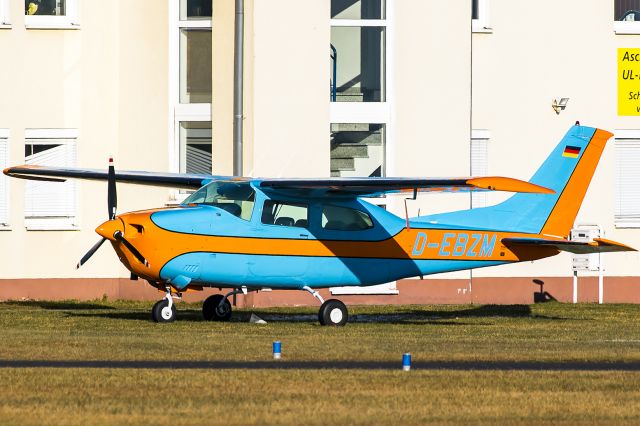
[25,139,77,223]
[615,139,640,226]
[471,135,489,209]
[0,137,8,226]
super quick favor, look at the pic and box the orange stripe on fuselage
[115,211,559,282]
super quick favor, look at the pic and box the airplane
[4,124,635,325]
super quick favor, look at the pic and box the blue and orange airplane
[4,124,635,325]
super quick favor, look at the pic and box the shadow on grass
[3,301,115,310]
[2,359,640,371]
[61,304,556,325]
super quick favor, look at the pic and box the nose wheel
[152,287,178,323]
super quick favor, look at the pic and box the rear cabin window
[261,200,309,228]
[181,181,255,221]
[321,205,373,231]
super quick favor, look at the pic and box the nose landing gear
[302,286,348,326]
[152,286,179,323]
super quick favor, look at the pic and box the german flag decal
[562,145,581,158]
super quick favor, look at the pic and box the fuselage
[98,182,558,291]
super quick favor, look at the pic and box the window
[171,0,212,193]
[615,0,640,33]
[183,181,255,221]
[180,122,211,174]
[472,0,491,33]
[24,0,79,29]
[0,0,10,27]
[322,205,373,231]
[0,130,8,227]
[331,123,384,177]
[615,131,640,227]
[471,130,489,209]
[331,0,386,102]
[261,201,309,228]
[24,129,78,230]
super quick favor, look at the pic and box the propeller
[76,158,149,269]
[114,231,149,268]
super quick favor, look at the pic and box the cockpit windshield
[182,181,255,221]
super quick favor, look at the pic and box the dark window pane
[25,0,65,16]
[322,205,373,231]
[180,29,212,103]
[332,0,384,19]
[180,0,212,20]
[616,0,640,20]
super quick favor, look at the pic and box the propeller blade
[108,157,117,220]
[114,231,150,268]
[76,238,107,269]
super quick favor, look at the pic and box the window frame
[24,0,80,30]
[169,0,212,203]
[0,129,9,229]
[472,0,492,33]
[471,129,490,209]
[24,128,79,231]
[614,129,640,227]
[0,0,11,28]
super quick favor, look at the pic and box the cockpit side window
[321,205,373,231]
[182,181,255,221]
[261,200,308,228]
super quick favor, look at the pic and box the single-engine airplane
[4,124,636,325]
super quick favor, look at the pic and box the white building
[0,0,638,304]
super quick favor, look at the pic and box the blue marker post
[402,353,411,371]
[273,341,282,360]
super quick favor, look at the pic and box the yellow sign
[618,48,640,116]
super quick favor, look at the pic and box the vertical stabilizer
[416,125,613,237]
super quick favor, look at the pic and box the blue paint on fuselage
[159,252,505,289]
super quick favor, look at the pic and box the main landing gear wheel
[318,299,348,327]
[202,294,232,321]
[152,299,176,323]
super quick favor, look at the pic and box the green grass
[1,300,640,424]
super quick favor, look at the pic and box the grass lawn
[1,300,640,424]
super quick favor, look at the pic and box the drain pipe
[233,0,244,176]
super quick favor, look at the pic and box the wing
[4,166,553,197]
[258,176,554,198]
[502,237,636,254]
[2,165,235,190]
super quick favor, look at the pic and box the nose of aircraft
[95,218,123,240]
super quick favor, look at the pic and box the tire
[152,299,176,323]
[202,294,232,321]
[318,299,348,326]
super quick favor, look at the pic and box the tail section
[417,125,613,237]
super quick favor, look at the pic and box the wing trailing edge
[502,237,636,254]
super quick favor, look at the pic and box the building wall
[472,0,640,279]
[0,0,639,303]
[0,0,170,279]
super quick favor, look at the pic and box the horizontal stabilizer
[502,237,636,254]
